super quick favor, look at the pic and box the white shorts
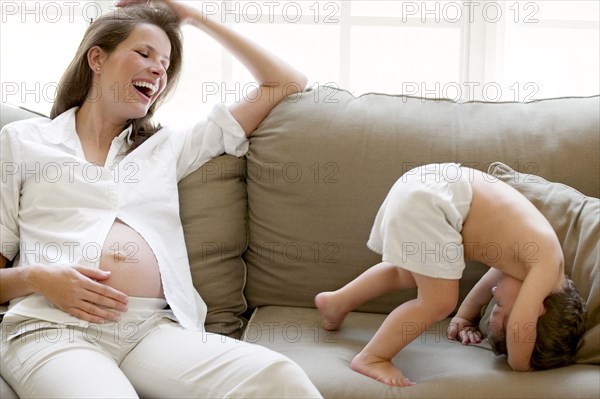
[367,163,473,280]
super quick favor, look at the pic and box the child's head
[487,275,587,370]
[530,278,587,369]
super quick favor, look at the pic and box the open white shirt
[0,104,248,330]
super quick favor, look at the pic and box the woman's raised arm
[118,0,308,136]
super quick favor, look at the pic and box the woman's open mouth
[132,80,158,100]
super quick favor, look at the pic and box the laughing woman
[0,1,320,398]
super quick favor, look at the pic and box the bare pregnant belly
[99,219,164,298]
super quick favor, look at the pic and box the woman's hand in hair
[116,0,195,25]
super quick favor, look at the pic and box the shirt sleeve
[174,103,249,181]
[0,125,21,260]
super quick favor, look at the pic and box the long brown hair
[50,5,183,150]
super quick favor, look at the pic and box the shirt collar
[47,107,134,146]
[46,107,78,145]
[119,124,134,146]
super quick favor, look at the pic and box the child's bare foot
[351,352,416,387]
[315,291,348,331]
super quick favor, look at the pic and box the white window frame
[217,0,599,101]
[1,0,598,118]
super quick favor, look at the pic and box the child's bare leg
[351,275,459,387]
[315,262,416,330]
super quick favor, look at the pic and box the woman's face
[95,23,171,121]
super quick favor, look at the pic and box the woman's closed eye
[136,50,149,58]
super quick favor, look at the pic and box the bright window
[1,1,598,125]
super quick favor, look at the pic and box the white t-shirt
[0,104,248,330]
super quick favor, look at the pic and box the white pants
[0,298,322,399]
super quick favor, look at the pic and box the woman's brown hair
[50,5,183,150]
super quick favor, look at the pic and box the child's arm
[448,268,501,343]
[506,261,560,371]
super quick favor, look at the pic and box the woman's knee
[245,355,322,399]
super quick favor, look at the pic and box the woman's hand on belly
[27,265,129,323]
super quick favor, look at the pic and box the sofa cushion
[483,162,599,364]
[244,306,600,398]
[179,155,248,336]
[244,87,600,313]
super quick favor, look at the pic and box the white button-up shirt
[0,105,248,330]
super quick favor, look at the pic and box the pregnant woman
[0,1,321,398]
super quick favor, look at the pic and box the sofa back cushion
[179,155,248,336]
[0,103,46,126]
[244,87,600,314]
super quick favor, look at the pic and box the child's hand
[447,316,482,345]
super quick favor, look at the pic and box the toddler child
[315,163,586,387]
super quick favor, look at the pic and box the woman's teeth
[132,80,157,97]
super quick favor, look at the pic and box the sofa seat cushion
[243,306,600,399]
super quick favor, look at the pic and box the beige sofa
[1,86,599,398]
